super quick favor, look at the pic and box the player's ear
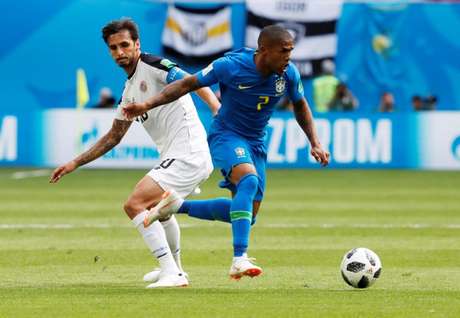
[257,45,267,55]
[135,39,140,50]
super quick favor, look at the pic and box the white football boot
[143,268,161,283]
[229,256,263,280]
[144,190,183,227]
[145,272,188,289]
[143,268,189,283]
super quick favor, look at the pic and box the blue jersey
[196,48,304,144]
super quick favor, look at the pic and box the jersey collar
[127,56,141,80]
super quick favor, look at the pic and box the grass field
[1,168,459,317]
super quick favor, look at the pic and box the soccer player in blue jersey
[123,25,330,280]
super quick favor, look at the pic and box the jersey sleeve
[166,66,188,84]
[148,58,175,84]
[195,56,230,87]
[287,63,305,104]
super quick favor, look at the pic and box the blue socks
[177,174,258,257]
[178,198,232,223]
[230,174,258,257]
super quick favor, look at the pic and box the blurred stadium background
[1,0,460,169]
[1,1,460,317]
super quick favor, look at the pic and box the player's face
[266,38,294,75]
[107,30,140,68]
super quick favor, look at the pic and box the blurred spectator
[328,82,358,111]
[425,95,437,110]
[379,92,395,112]
[312,59,339,113]
[411,95,424,111]
[413,94,437,111]
[93,87,116,108]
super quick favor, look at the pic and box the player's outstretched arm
[195,86,221,116]
[49,119,132,183]
[293,98,330,167]
[122,75,202,120]
[174,69,220,115]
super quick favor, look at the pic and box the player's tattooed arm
[73,119,132,167]
[293,98,330,167]
[122,76,202,120]
[50,119,132,183]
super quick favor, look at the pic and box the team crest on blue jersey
[275,77,286,95]
[235,147,246,158]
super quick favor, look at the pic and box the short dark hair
[412,95,422,102]
[257,25,292,47]
[102,18,139,44]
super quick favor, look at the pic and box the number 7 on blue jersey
[257,96,270,111]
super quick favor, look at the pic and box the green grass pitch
[0,168,459,317]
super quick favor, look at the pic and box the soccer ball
[340,247,382,288]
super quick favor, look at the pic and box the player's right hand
[311,145,330,167]
[49,161,77,183]
[122,102,149,120]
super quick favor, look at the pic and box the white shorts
[147,151,213,198]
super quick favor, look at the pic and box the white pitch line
[263,223,460,229]
[1,223,460,230]
[0,224,120,229]
[11,169,51,180]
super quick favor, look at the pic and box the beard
[116,57,130,66]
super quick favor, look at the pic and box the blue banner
[2,110,460,170]
[336,3,460,111]
[2,2,460,113]
[0,112,44,166]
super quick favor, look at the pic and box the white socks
[132,211,179,275]
[233,253,248,263]
[161,215,183,272]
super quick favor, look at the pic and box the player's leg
[147,158,206,278]
[145,134,249,225]
[159,215,184,272]
[227,144,268,278]
[124,176,187,288]
[226,162,263,279]
[146,165,262,279]
[142,152,213,283]
[249,148,267,226]
[144,137,234,225]
[252,201,261,224]
[210,135,261,277]
[177,197,232,223]
[228,163,258,256]
[143,214,189,283]
[142,135,262,278]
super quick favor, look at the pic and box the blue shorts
[208,130,266,201]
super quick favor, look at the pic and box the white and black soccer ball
[340,247,382,289]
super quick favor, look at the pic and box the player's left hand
[311,145,330,167]
[122,102,149,120]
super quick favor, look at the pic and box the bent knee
[238,173,258,189]
[236,174,258,199]
[123,199,143,217]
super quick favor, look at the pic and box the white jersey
[116,53,209,159]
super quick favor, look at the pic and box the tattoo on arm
[293,98,320,147]
[74,119,132,167]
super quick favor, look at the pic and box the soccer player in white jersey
[49,18,220,288]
